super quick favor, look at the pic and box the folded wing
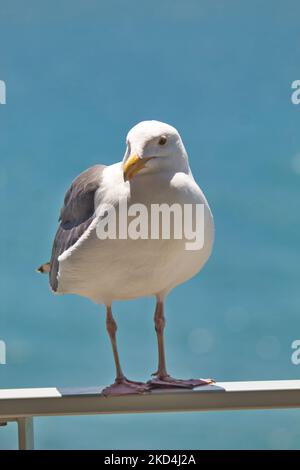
[49,164,106,291]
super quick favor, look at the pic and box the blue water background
[0,0,300,449]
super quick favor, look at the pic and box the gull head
[123,120,189,182]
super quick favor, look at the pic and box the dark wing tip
[36,262,51,274]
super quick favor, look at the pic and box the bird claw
[147,375,214,390]
[101,377,150,396]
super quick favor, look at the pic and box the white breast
[57,164,214,305]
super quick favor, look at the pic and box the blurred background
[0,0,300,449]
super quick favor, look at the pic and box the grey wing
[49,164,106,292]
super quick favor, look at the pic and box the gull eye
[158,135,167,146]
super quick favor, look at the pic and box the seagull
[38,120,215,395]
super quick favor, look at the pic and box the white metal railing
[1,380,300,449]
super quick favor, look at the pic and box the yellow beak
[123,154,151,182]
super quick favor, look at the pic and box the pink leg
[148,301,214,389]
[102,306,149,396]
